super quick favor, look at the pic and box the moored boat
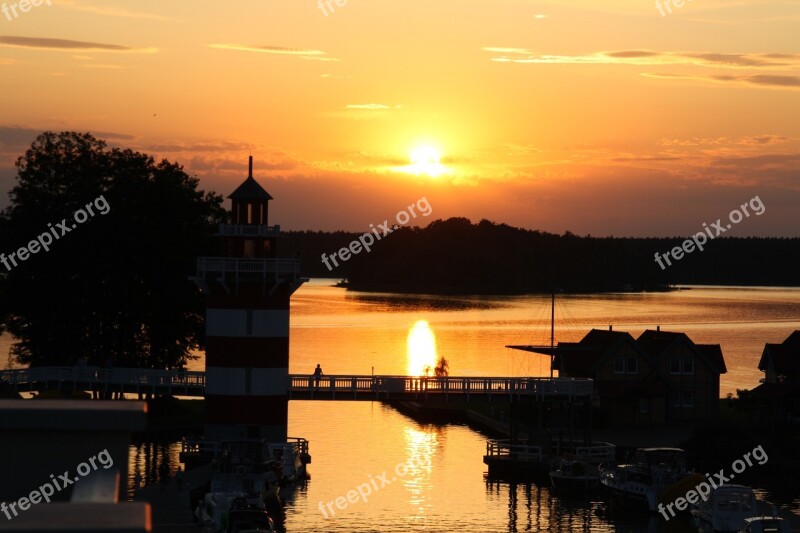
[194,491,275,532]
[549,458,600,493]
[599,447,698,512]
[691,484,758,532]
[740,515,792,533]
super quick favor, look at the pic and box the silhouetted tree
[0,132,226,368]
[434,356,449,377]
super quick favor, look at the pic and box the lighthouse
[194,156,305,442]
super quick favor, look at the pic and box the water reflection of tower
[194,156,306,441]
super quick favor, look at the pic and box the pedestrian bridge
[0,367,593,401]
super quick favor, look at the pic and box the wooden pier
[1,367,593,401]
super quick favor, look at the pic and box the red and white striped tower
[195,157,305,442]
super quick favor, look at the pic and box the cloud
[56,0,172,21]
[81,64,125,69]
[0,36,156,53]
[345,104,391,110]
[486,48,800,91]
[209,44,339,61]
[483,48,800,69]
[0,126,134,150]
[642,72,800,90]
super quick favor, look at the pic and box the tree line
[281,218,800,293]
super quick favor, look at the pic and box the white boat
[691,484,758,532]
[549,458,600,493]
[740,515,792,533]
[194,491,274,532]
[599,447,697,512]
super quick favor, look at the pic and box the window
[614,357,638,374]
[670,357,695,375]
[639,398,648,413]
[682,392,694,407]
[670,393,681,407]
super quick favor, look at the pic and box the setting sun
[408,145,445,177]
[407,320,438,376]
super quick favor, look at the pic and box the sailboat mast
[550,290,555,378]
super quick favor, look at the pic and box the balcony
[217,224,280,237]
[196,257,301,278]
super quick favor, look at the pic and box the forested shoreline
[281,218,800,294]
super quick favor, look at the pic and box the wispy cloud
[56,0,172,21]
[0,36,156,53]
[209,44,339,61]
[483,48,800,69]
[345,104,391,110]
[642,72,800,89]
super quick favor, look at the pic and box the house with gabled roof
[509,326,727,427]
[758,331,800,386]
[636,328,727,423]
[752,331,800,419]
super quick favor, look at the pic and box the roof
[228,175,273,201]
[697,344,727,374]
[550,329,635,376]
[758,330,800,377]
[637,329,726,375]
[636,329,684,358]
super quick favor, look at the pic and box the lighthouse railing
[217,224,281,237]
[196,257,301,277]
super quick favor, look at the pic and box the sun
[407,320,438,376]
[408,145,445,177]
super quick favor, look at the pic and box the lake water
[282,281,800,397]
[6,282,800,530]
[202,282,799,532]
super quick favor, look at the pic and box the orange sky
[0,0,798,236]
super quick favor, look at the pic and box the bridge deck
[0,368,593,400]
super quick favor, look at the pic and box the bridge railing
[0,366,205,392]
[288,375,593,398]
[2,368,590,399]
[485,440,544,461]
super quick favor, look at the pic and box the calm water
[6,283,800,530]
[283,281,800,396]
[201,282,799,532]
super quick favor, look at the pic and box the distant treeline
[279,218,800,294]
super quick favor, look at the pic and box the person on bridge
[313,364,323,389]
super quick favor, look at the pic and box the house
[636,328,726,423]
[758,331,800,386]
[511,326,727,427]
[552,328,664,426]
[752,331,800,419]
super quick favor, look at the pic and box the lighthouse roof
[228,156,274,201]
[228,175,273,201]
